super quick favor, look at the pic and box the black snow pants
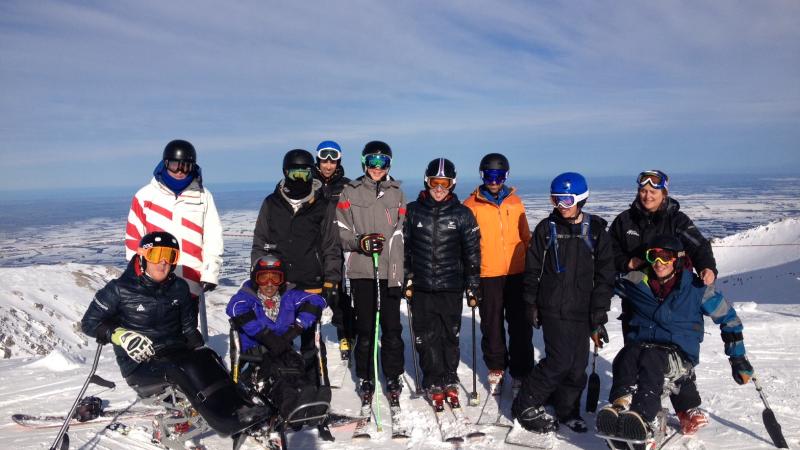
[514,318,590,420]
[478,274,533,379]
[410,290,463,389]
[330,283,355,342]
[350,278,404,381]
[609,343,701,421]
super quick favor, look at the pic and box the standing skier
[403,158,481,408]
[463,153,532,392]
[597,235,751,445]
[512,172,615,433]
[82,231,269,438]
[124,139,223,320]
[335,140,406,406]
[313,140,355,361]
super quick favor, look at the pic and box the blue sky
[1,1,798,191]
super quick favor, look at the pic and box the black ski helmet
[362,140,392,158]
[646,234,686,272]
[424,158,457,190]
[479,153,509,172]
[250,253,285,291]
[163,140,197,163]
[138,231,180,275]
[282,149,314,173]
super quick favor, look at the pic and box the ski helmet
[283,149,314,172]
[316,140,342,165]
[645,234,686,273]
[250,253,285,287]
[424,158,457,191]
[138,231,180,275]
[162,139,197,163]
[479,153,509,172]
[550,172,589,208]
[361,141,392,172]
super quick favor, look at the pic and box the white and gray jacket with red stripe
[125,177,224,296]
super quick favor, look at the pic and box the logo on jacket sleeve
[626,229,640,237]
[447,220,456,229]
[136,304,146,312]
[172,299,180,306]
[417,222,423,228]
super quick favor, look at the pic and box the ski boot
[487,369,504,395]
[444,384,461,409]
[514,405,558,433]
[387,380,402,408]
[426,386,446,413]
[596,394,631,438]
[616,409,666,450]
[677,407,708,435]
[339,338,351,361]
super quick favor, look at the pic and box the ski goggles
[317,147,342,161]
[165,160,195,174]
[142,246,180,265]
[481,169,507,185]
[637,170,669,190]
[286,167,312,182]
[645,247,684,265]
[254,270,284,286]
[362,153,391,169]
[426,176,455,190]
[551,194,578,209]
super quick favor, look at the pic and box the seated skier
[226,253,331,425]
[81,231,271,438]
[597,234,753,446]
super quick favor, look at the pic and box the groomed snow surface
[0,218,798,449]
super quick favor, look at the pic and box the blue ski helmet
[550,172,589,208]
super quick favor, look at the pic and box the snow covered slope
[0,218,798,449]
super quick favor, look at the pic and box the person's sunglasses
[286,167,312,182]
[481,169,507,185]
[645,247,683,265]
[165,160,195,174]
[637,170,669,190]
[317,148,342,161]
[255,270,284,286]
[142,246,180,265]
[363,153,391,169]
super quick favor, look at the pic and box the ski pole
[468,306,480,406]
[405,298,422,396]
[50,343,104,450]
[752,376,788,448]
[372,252,383,432]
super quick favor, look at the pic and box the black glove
[254,328,292,356]
[282,323,304,344]
[590,310,608,326]
[283,350,306,372]
[403,277,414,301]
[184,329,204,349]
[322,281,339,307]
[358,233,386,255]
[465,285,481,308]
[526,303,540,329]
[201,282,217,292]
[729,355,753,385]
[591,324,610,348]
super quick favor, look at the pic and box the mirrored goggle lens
[481,169,507,185]
[551,194,577,208]
[363,153,391,169]
[317,148,342,161]
[255,270,284,286]
[645,248,678,265]
[165,160,195,173]
[427,177,454,190]
[637,171,668,189]
[286,167,312,182]
[143,246,180,265]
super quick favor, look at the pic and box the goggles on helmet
[481,169,507,185]
[165,160,195,174]
[286,167,312,182]
[142,246,180,265]
[426,176,454,190]
[550,194,580,209]
[317,148,342,161]
[363,153,391,169]
[637,170,669,190]
[645,247,684,265]
[254,270,284,286]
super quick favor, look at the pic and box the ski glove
[322,281,339,307]
[111,328,155,363]
[729,355,753,385]
[254,328,292,356]
[403,277,414,301]
[283,323,305,343]
[591,324,609,348]
[358,233,385,255]
[201,282,217,292]
[465,285,481,308]
[526,303,541,329]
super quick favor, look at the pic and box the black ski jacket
[609,197,717,276]
[403,191,481,292]
[523,210,615,323]
[81,258,200,377]
[315,164,351,203]
[250,180,342,290]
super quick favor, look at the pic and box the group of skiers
[80,138,754,448]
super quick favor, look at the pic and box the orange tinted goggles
[142,246,180,265]
[255,270,284,286]
[426,177,454,190]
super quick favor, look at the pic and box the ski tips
[762,408,789,448]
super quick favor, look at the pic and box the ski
[351,401,374,440]
[389,403,411,440]
[505,419,557,449]
[12,407,160,429]
[325,340,349,389]
[446,401,485,440]
[495,375,515,428]
[476,378,503,425]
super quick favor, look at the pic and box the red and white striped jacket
[125,177,224,296]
